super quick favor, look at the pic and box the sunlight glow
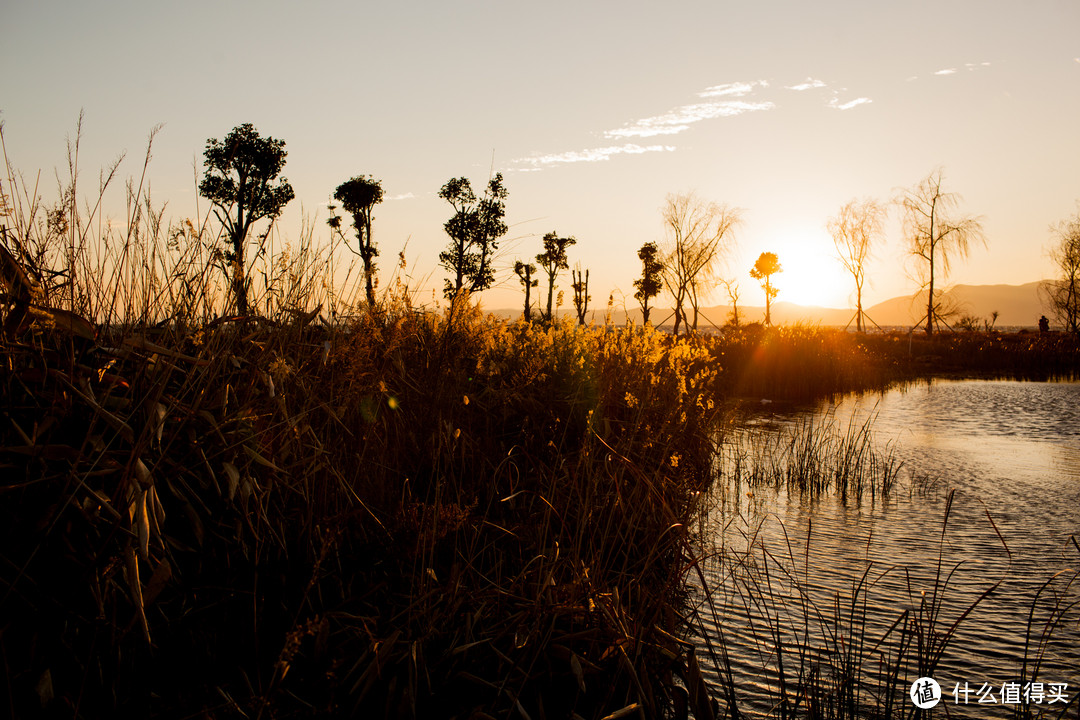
[763,232,854,309]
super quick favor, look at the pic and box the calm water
[693,379,1080,718]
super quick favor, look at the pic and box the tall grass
[2,126,730,716]
[718,410,906,502]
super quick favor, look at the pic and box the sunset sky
[3,0,1079,314]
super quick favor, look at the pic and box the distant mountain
[489,281,1055,330]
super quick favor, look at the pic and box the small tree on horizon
[571,264,590,324]
[536,231,576,322]
[514,260,538,321]
[750,251,781,326]
[199,123,295,316]
[720,277,741,327]
[332,175,384,307]
[633,241,664,326]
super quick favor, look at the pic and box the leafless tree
[1044,207,1080,334]
[827,198,887,332]
[719,278,741,327]
[660,192,740,336]
[896,168,985,335]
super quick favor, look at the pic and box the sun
[763,232,854,309]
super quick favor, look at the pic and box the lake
[692,379,1080,718]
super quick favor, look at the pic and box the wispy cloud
[934,68,958,76]
[386,192,415,201]
[603,80,772,139]
[787,78,826,91]
[515,143,677,168]
[965,62,992,71]
[830,97,871,111]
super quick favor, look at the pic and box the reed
[688,489,1080,720]
[718,410,905,503]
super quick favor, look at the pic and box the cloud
[386,192,415,201]
[965,62,992,70]
[697,80,764,98]
[515,143,677,167]
[604,100,775,138]
[787,78,826,91]
[830,97,872,110]
[603,80,772,139]
[934,68,957,75]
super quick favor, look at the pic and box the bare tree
[827,198,887,332]
[571,265,590,325]
[897,169,985,336]
[1045,206,1080,334]
[719,278,741,327]
[660,192,740,336]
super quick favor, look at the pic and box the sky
[2,0,1079,314]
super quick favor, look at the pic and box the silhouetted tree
[827,197,887,332]
[199,123,294,316]
[1045,206,1080,334]
[750,252,781,326]
[571,265,590,325]
[333,175,384,306]
[536,232,576,322]
[720,277,741,327]
[633,241,664,326]
[438,174,508,300]
[514,260,538,321]
[897,168,985,336]
[660,192,740,336]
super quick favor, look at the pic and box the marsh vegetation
[2,125,1079,719]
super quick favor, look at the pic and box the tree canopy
[199,123,294,315]
[333,175,384,306]
[536,232,576,322]
[750,251,781,326]
[438,174,508,300]
[633,241,664,326]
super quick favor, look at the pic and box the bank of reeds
[703,324,1080,405]
[2,142,732,716]
[718,411,905,503]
